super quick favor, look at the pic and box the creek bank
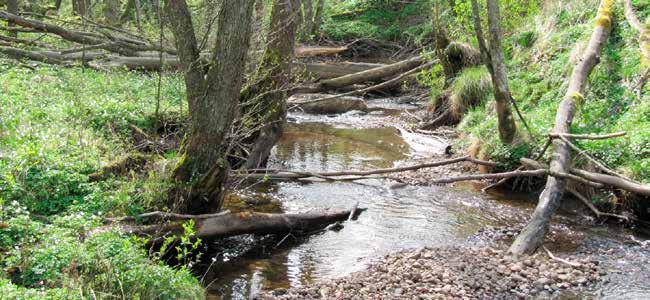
[260,246,602,299]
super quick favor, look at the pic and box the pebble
[259,246,602,299]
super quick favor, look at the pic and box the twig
[542,246,581,267]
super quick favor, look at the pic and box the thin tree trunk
[470,0,517,143]
[509,0,615,256]
[485,0,517,143]
[6,0,18,37]
[73,0,91,16]
[301,0,313,40]
[103,0,121,25]
[164,0,255,214]
[311,0,324,37]
[241,0,300,169]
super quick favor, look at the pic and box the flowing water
[201,106,650,300]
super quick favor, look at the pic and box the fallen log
[119,208,365,240]
[288,93,368,114]
[317,54,430,89]
[509,0,615,256]
[296,61,437,105]
[294,61,385,79]
[295,45,348,57]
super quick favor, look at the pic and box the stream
[200,100,650,300]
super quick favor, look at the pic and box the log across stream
[196,105,650,299]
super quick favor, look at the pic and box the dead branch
[237,155,497,181]
[556,135,639,183]
[548,131,626,140]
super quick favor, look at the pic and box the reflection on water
[272,123,410,171]
[203,122,503,299]
[202,122,650,300]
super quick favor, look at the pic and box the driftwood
[510,0,615,256]
[119,208,364,240]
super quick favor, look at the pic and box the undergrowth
[0,66,203,298]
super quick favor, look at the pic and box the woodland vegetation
[0,0,649,298]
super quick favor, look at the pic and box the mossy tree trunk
[485,0,517,144]
[240,0,300,169]
[312,0,324,37]
[470,0,517,144]
[164,0,255,214]
[509,0,614,256]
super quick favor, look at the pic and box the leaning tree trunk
[509,0,614,256]
[241,0,300,169]
[165,0,255,214]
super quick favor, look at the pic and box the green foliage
[0,66,203,298]
[456,0,650,183]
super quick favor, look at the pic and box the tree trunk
[509,0,615,256]
[485,0,517,143]
[6,0,18,37]
[240,0,300,169]
[72,0,91,16]
[311,0,324,37]
[103,0,121,25]
[301,0,313,40]
[164,0,255,214]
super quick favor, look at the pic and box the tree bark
[509,0,615,256]
[240,0,300,169]
[165,0,255,214]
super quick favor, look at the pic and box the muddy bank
[260,246,602,299]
